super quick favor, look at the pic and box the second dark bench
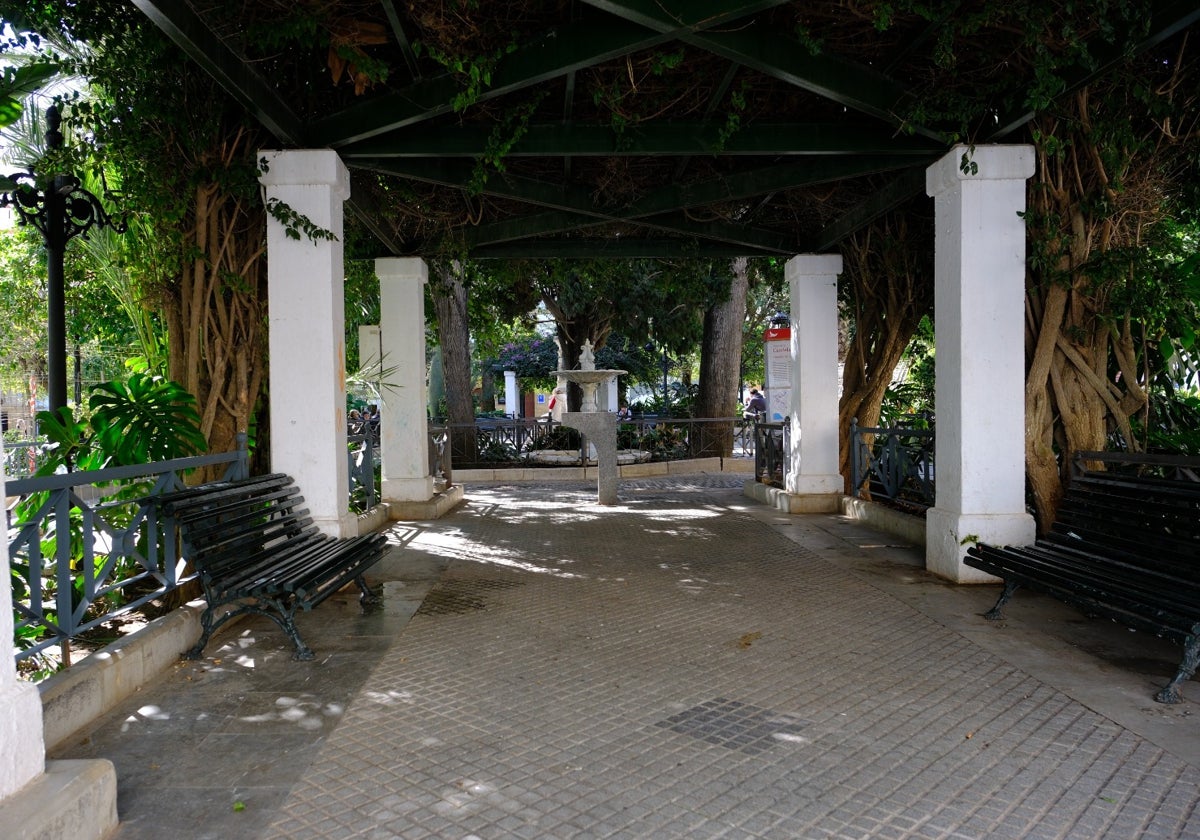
[964,465,1200,704]
[160,473,389,660]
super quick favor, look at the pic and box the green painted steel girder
[354,158,797,252]
[470,238,782,259]
[339,122,943,159]
[581,0,938,140]
[355,154,926,254]
[133,0,306,144]
[312,0,784,148]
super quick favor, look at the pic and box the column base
[743,480,843,513]
[924,507,1036,583]
[383,476,436,504]
[388,485,465,520]
[784,473,843,497]
[0,681,44,798]
[0,759,117,840]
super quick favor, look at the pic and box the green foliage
[88,373,207,466]
[872,1,1157,141]
[0,61,59,128]
[415,37,518,112]
[262,195,337,243]
[468,91,546,195]
[525,425,581,452]
[637,423,688,460]
[491,334,559,391]
[28,373,205,474]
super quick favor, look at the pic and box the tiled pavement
[52,475,1199,839]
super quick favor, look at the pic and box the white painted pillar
[925,144,1037,582]
[260,150,354,537]
[0,474,45,798]
[504,370,519,418]
[377,258,434,504]
[783,254,844,507]
[605,377,619,413]
[358,324,382,383]
[0,465,117,838]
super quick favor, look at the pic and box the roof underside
[133,0,1200,259]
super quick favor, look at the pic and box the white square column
[504,371,519,418]
[0,472,46,797]
[0,467,117,839]
[260,150,354,537]
[783,254,844,511]
[377,258,434,504]
[925,145,1037,582]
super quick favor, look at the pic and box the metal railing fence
[849,418,935,509]
[753,421,788,486]
[444,415,750,467]
[347,434,378,512]
[8,437,248,670]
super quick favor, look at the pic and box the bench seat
[965,470,1200,704]
[160,473,389,660]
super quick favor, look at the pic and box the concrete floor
[51,475,1198,839]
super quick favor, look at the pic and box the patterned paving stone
[254,482,1200,840]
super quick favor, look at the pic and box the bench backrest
[160,473,320,582]
[1048,472,1200,581]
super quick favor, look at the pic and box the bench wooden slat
[964,468,1200,704]
[159,474,389,660]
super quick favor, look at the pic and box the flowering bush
[491,335,558,390]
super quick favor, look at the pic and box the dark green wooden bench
[965,467,1200,704]
[160,473,389,660]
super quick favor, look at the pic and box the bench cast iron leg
[356,574,381,606]
[1154,629,1199,705]
[182,607,218,660]
[983,581,1019,621]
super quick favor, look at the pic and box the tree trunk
[836,214,933,493]
[431,262,474,458]
[1022,89,1160,531]
[694,257,749,456]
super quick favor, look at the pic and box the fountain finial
[579,339,595,371]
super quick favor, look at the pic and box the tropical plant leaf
[88,374,207,466]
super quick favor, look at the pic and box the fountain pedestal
[562,411,619,504]
[554,340,626,505]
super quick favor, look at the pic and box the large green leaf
[88,374,207,466]
[32,406,92,472]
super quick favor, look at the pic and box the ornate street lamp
[0,104,126,413]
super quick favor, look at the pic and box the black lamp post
[0,105,126,414]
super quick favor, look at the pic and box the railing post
[850,418,861,498]
[233,432,249,480]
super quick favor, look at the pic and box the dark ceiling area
[132,1,1199,259]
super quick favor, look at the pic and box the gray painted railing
[754,421,788,485]
[849,418,935,509]
[347,434,378,511]
[3,439,52,480]
[8,437,248,668]
[447,416,748,467]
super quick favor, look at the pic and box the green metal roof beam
[464,208,798,254]
[811,0,1200,251]
[339,122,943,159]
[354,158,798,252]
[355,154,925,236]
[313,0,786,148]
[378,0,422,82]
[132,0,307,144]
[582,0,939,140]
[471,238,783,259]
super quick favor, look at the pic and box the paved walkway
[53,476,1199,839]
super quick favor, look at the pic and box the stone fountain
[555,340,626,504]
